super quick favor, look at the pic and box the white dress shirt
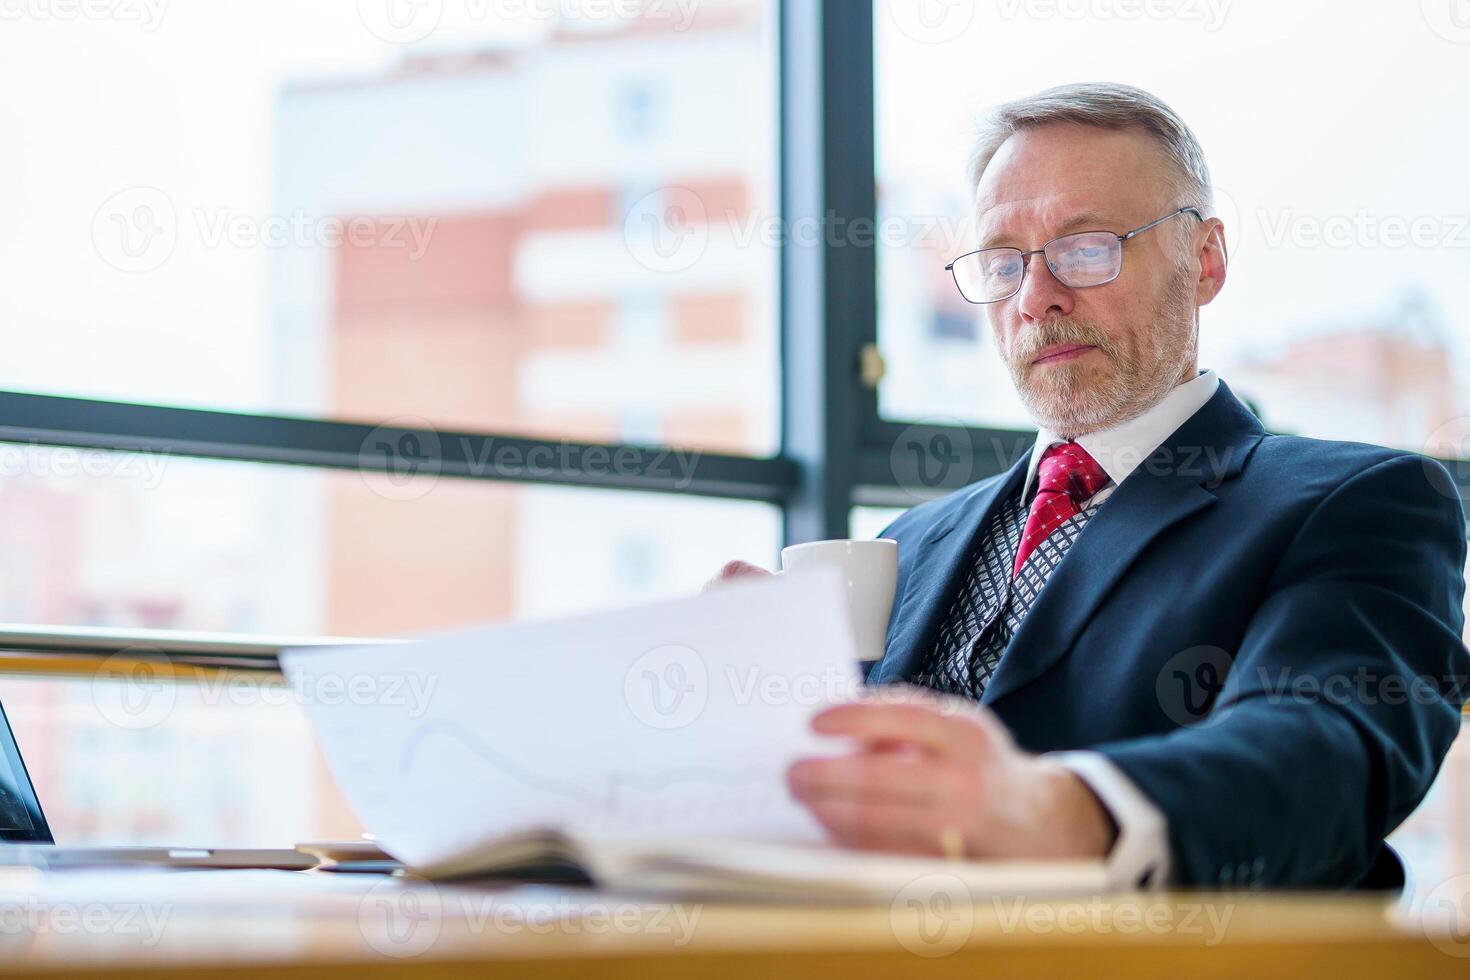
[1024,368,1220,889]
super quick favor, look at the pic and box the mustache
[1009,319,1116,365]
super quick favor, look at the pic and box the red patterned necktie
[1012,441,1110,577]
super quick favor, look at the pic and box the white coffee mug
[779,538,899,664]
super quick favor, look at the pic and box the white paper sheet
[280,568,861,870]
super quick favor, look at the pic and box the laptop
[0,697,315,871]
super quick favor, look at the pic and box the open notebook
[414,833,1105,902]
[282,571,1107,901]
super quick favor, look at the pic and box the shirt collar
[1023,369,1221,498]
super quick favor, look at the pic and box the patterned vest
[913,488,1103,699]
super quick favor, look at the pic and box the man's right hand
[702,560,774,592]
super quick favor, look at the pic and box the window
[0,0,778,456]
[0,445,779,636]
[0,674,355,847]
[874,2,1470,458]
[1,0,1465,855]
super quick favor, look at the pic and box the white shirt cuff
[1048,750,1171,890]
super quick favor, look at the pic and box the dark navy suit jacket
[870,381,1469,889]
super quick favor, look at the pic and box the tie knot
[1037,441,1109,501]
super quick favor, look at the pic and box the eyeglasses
[945,206,1203,304]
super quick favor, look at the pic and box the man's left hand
[786,687,1118,860]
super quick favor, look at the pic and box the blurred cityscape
[2,0,778,640]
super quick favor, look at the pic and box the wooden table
[2,866,1468,979]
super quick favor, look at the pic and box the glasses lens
[952,247,1024,303]
[1045,232,1121,287]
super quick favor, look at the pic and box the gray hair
[966,83,1213,214]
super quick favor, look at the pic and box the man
[714,83,1469,889]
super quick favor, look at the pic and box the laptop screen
[0,699,53,843]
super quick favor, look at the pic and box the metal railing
[0,623,391,675]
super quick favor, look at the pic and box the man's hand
[702,559,773,592]
[787,686,1117,860]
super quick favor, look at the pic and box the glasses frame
[944,205,1204,305]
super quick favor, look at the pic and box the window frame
[841,0,1470,517]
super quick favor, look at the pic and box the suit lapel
[980,382,1266,706]
[872,449,1032,684]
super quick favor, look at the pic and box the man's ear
[1195,217,1228,307]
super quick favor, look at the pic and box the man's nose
[1015,251,1075,323]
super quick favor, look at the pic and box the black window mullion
[0,390,796,502]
